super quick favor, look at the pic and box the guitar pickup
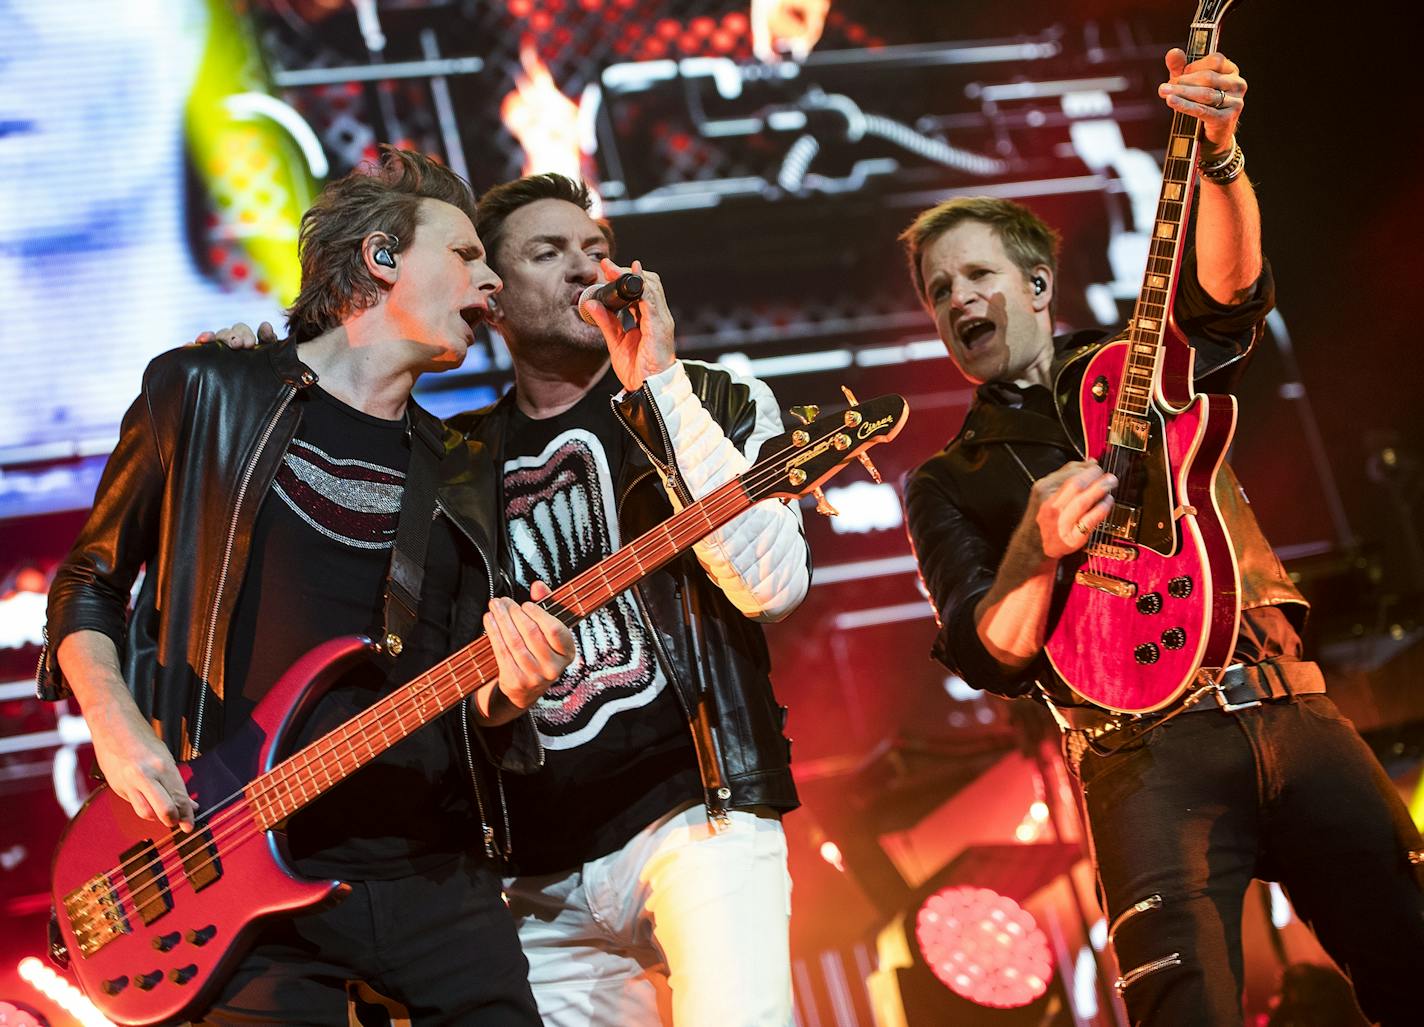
[1074,570,1138,598]
[1108,413,1150,452]
[1099,503,1140,540]
[177,826,222,892]
[1087,541,1137,561]
[120,840,173,927]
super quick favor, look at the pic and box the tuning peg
[857,453,884,485]
[789,405,820,426]
[811,488,839,517]
[840,385,860,406]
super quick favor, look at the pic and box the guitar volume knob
[170,964,199,985]
[186,924,218,947]
[102,976,129,995]
[134,970,163,991]
[1167,576,1193,598]
[1136,592,1163,615]
[1134,643,1161,665]
[152,931,181,952]
[1161,627,1187,650]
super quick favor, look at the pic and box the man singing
[900,49,1424,1025]
[43,148,573,1024]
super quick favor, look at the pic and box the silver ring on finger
[1213,87,1226,109]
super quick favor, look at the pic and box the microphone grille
[578,282,601,326]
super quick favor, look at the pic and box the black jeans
[197,853,539,1025]
[1076,694,1424,1026]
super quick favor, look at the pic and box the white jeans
[503,802,793,1027]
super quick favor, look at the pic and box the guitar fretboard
[1116,15,1226,420]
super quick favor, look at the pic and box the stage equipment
[868,843,1079,1026]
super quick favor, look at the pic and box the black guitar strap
[380,413,444,658]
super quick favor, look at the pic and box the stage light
[868,844,1080,1026]
[913,886,1052,1009]
[16,958,114,1027]
[0,1000,47,1026]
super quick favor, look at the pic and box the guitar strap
[381,412,444,658]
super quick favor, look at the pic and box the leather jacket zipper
[437,494,528,861]
[617,465,728,820]
[191,382,298,758]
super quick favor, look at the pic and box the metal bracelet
[1199,141,1245,184]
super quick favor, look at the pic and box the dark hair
[285,146,479,342]
[475,173,614,274]
[898,196,1061,311]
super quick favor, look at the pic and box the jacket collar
[263,336,320,389]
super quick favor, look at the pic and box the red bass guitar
[1043,0,1244,713]
[49,394,907,1025]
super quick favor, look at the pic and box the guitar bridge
[1086,541,1137,561]
[63,873,132,957]
[1074,570,1138,598]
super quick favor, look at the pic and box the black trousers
[1076,694,1424,1026]
[197,853,539,1026]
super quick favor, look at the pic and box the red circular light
[914,886,1053,1009]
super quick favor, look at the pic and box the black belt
[1053,657,1326,738]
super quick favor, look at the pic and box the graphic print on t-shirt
[272,437,404,550]
[504,427,667,750]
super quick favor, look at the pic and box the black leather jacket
[450,360,804,818]
[905,258,1308,703]
[41,340,534,832]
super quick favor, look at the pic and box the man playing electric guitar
[901,48,1424,1024]
[42,148,574,1025]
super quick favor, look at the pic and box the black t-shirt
[223,386,483,879]
[497,369,699,875]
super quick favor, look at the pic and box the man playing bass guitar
[901,47,1424,1025]
[42,148,573,1025]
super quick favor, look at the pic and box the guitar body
[50,636,375,1025]
[1043,332,1240,713]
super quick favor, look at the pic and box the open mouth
[957,317,996,349]
[460,303,489,327]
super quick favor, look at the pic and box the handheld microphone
[578,273,643,326]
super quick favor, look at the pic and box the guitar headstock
[1194,0,1243,26]
[748,393,909,505]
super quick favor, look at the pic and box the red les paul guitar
[1043,0,1245,713]
[50,394,907,1025]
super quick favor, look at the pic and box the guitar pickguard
[1094,404,1177,556]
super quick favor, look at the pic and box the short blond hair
[899,196,1061,307]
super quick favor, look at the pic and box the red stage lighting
[913,886,1052,1009]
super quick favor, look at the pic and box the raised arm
[1159,48,1261,304]
[585,257,810,621]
